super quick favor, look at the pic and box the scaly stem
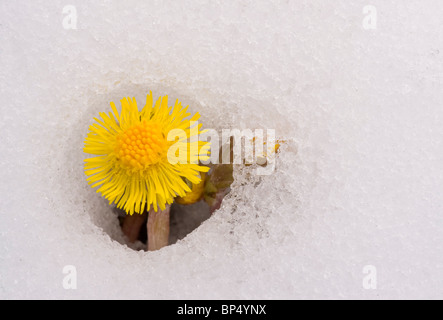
[122,212,147,243]
[209,188,230,214]
[147,205,170,251]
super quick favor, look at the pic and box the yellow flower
[84,91,210,215]
[175,173,207,205]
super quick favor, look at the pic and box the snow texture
[1,0,442,299]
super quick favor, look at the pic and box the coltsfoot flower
[84,91,210,215]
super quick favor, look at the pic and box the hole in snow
[114,200,213,250]
[80,82,238,251]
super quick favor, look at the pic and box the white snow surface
[1,0,443,299]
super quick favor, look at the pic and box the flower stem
[122,212,147,243]
[209,188,230,214]
[147,205,170,251]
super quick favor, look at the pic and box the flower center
[115,121,168,170]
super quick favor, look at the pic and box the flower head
[84,91,210,215]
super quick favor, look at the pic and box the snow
[1,0,443,299]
